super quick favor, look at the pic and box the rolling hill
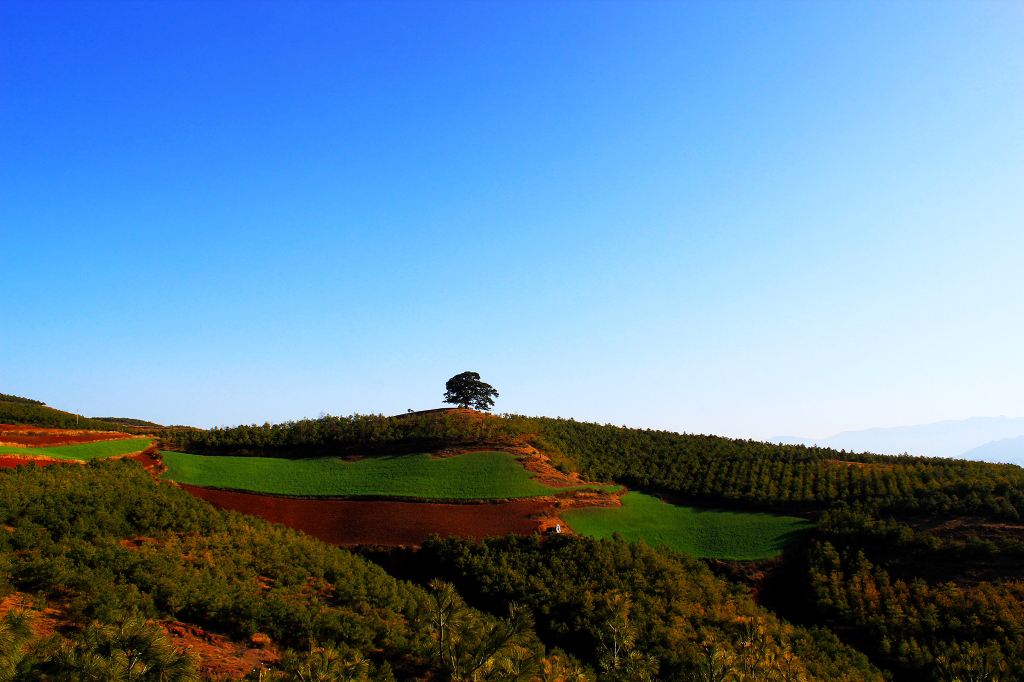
[778,415,1024,461]
[2,400,1023,680]
[0,393,154,432]
[962,434,1024,465]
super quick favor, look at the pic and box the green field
[0,438,152,461]
[162,450,619,500]
[563,492,813,560]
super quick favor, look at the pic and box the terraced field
[563,491,813,560]
[0,425,814,557]
[0,438,152,461]
[162,450,619,500]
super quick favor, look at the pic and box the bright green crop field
[563,492,813,560]
[162,450,620,500]
[0,438,152,461]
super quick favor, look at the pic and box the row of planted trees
[516,416,1024,520]
[167,412,523,457]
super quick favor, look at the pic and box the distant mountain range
[776,416,1024,465]
[961,435,1024,464]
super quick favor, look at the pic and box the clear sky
[2,1,1022,438]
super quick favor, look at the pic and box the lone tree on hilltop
[443,372,498,412]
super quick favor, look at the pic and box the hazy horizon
[4,1,1022,439]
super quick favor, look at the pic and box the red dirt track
[181,484,552,546]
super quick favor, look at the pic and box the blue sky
[2,1,1022,438]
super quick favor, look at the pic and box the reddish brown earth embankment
[0,455,66,469]
[125,447,165,475]
[0,423,137,447]
[181,484,552,546]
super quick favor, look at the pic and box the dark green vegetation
[0,438,152,460]
[444,372,499,412]
[166,410,1024,679]
[94,417,164,428]
[167,411,523,457]
[0,461,551,680]
[162,450,616,499]
[801,509,1024,680]
[0,460,884,680]
[1,610,200,681]
[0,394,43,406]
[377,535,883,681]
[0,395,136,432]
[563,492,812,560]
[526,417,1024,519]
[530,418,1024,679]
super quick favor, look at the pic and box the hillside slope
[4,406,1023,679]
[962,435,1024,465]
[0,455,885,680]
[0,394,142,432]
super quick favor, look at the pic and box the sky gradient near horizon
[3,1,1023,439]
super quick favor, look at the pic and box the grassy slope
[0,438,153,460]
[163,450,617,500]
[563,491,813,560]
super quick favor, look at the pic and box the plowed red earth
[0,456,64,469]
[181,485,551,546]
[0,424,135,447]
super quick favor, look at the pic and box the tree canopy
[443,372,499,412]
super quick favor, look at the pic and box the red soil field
[0,423,136,447]
[181,484,553,547]
[0,455,65,469]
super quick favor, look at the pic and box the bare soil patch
[124,446,166,476]
[0,455,71,469]
[919,516,1024,542]
[516,444,591,488]
[825,459,895,471]
[163,619,280,679]
[181,485,557,547]
[0,592,66,638]
[435,441,598,490]
[0,591,279,679]
[399,407,484,419]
